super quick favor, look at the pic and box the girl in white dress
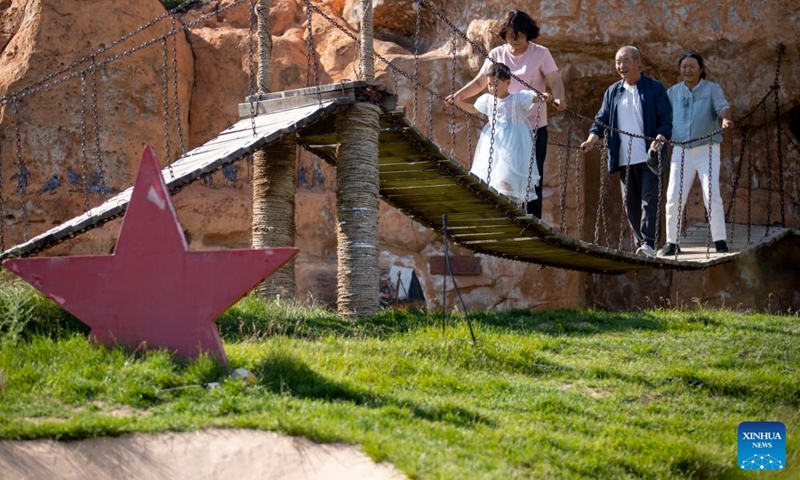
[456,63,548,206]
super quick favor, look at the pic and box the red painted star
[3,146,297,365]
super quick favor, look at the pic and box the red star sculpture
[3,146,297,365]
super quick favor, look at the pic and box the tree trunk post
[251,0,297,300]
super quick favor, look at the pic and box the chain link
[573,142,583,239]
[485,84,499,186]
[171,15,186,155]
[773,44,785,227]
[746,137,753,245]
[89,55,109,202]
[301,0,322,107]
[466,115,473,164]
[763,102,773,236]
[593,130,610,246]
[12,97,29,240]
[653,148,663,251]
[524,105,542,206]
[449,31,457,157]
[79,73,92,211]
[161,38,174,178]
[618,137,633,250]
[675,146,686,248]
[557,143,568,232]
[705,140,713,257]
[412,0,421,125]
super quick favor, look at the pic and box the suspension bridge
[0,1,796,296]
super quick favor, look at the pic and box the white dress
[471,91,540,203]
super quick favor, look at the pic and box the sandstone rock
[1,0,798,312]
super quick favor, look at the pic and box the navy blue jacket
[589,74,672,174]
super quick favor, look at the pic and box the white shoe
[635,244,655,257]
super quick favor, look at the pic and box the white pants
[665,143,726,243]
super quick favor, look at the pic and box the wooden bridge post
[335,0,380,316]
[251,0,297,300]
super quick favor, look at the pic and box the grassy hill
[1,279,798,478]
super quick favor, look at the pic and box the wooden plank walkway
[3,82,795,274]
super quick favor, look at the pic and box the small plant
[0,280,34,345]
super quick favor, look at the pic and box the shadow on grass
[218,304,674,343]
[462,308,668,337]
[252,350,494,429]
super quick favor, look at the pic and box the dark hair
[493,10,540,41]
[487,62,512,80]
[678,51,706,79]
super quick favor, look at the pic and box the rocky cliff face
[1,0,798,311]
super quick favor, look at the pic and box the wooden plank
[380,178,463,188]
[447,225,525,235]
[381,184,474,196]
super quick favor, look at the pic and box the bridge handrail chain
[161,38,175,179]
[89,55,109,202]
[79,73,92,212]
[12,97,29,241]
[171,15,187,155]
[763,102,773,236]
[773,46,786,226]
[675,146,686,252]
[557,140,568,233]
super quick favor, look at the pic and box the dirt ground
[0,429,406,480]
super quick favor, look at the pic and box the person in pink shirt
[448,10,567,218]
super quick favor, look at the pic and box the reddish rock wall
[1,0,798,312]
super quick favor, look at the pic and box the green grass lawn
[1,280,798,479]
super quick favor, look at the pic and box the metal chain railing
[705,140,713,257]
[485,83,499,186]
[412,0,422,125]
[618,138,634,250]
[89,55,109,202]
[747,137,753,245]
[675,147,686,252]
[171,15,186,155]
[449,30,457,157]
[557,143,568,232]
[573,140,583,239]
[161,38,175,178]
[773,44,786,227]
[763,102,773,235]
[12,97,29,240]
[79,73,92,212]
[301,0,323,106]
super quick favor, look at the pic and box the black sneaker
[659,243,680,256]
[714,240,729,253]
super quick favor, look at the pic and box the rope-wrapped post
[256,0,272,92]
[335,102,381,316]
[359,0,374,80]
[333,2,380,316]
[252,138,297,299]
[251,0,297,300]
